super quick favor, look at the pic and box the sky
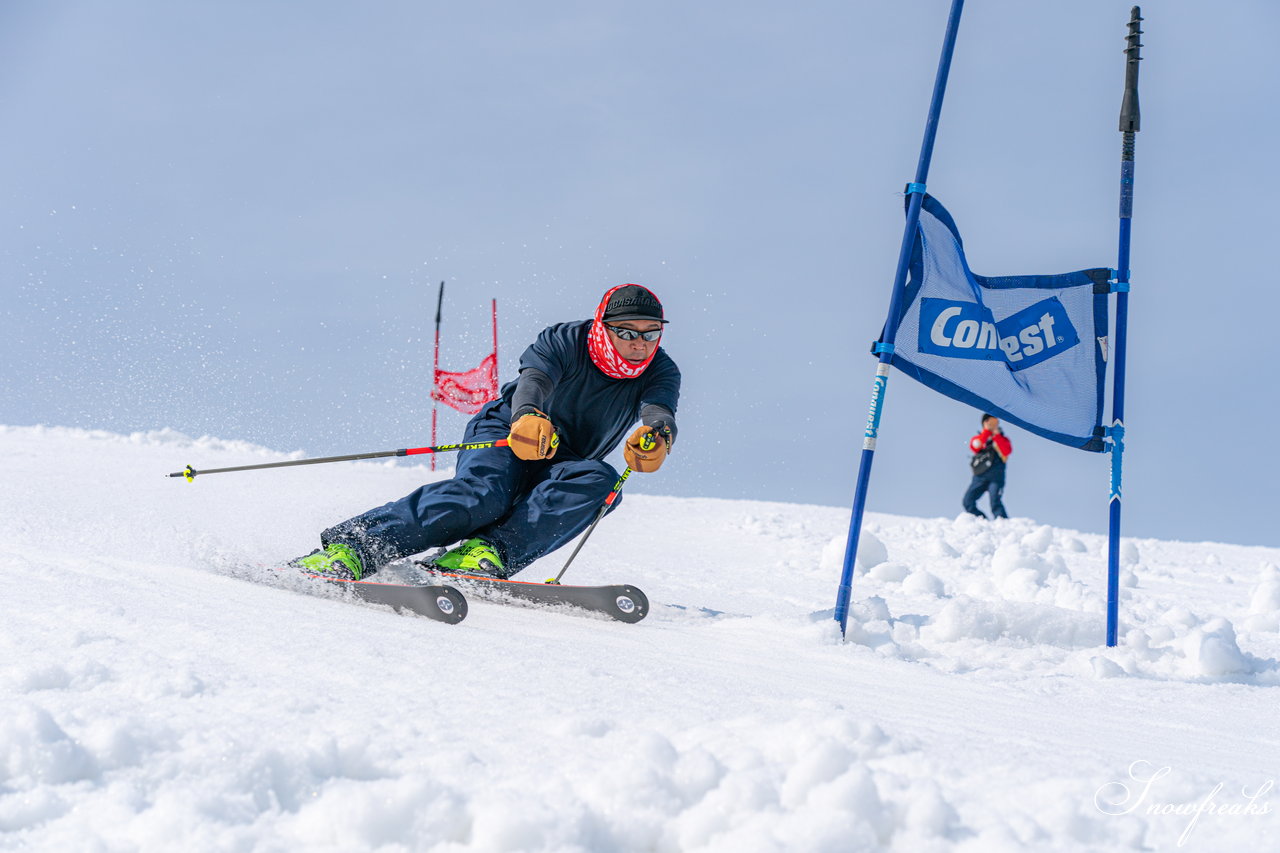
[3,0,1278,547]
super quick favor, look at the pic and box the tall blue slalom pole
[834,0,966,637]
[1106,7,1142,647]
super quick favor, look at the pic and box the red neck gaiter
[587,284,660,380]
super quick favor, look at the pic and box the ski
[292,571,468,625]
[418,564,648,623]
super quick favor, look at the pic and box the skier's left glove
[624,425,669,473]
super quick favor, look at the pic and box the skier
[962,413,1012,520]
[292,283,680,580]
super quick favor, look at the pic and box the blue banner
[881,195,1111,451]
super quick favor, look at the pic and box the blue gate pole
[834,0,966,637]
[1106,7,1142,647]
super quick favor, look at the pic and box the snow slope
[2,425,1278,852]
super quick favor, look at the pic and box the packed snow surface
[2,425,1278,852]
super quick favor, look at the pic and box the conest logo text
[918,296,1079,371]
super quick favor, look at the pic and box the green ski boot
[292,543,364,580]
[433,538,505,577]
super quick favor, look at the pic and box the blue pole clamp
[904,182,927,196]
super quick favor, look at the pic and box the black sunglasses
[605,323,662,342]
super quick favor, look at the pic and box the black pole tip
[1119,5,1143,133]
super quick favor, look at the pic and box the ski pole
[548,432,656,584]
[549,467,633,584]
[167,439,509,482]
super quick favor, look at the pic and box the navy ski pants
[962,470,1008,520]
[322,403,622,576]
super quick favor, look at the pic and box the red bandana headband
[587,284,660,380]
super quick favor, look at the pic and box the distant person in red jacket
[963,413,1012,520]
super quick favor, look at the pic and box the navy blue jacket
[497,320,680,461]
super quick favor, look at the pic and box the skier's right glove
[508,410,559,461]
[624,425,669,473]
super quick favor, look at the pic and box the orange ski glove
[508,410,559,460]
[624,425,669,473]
